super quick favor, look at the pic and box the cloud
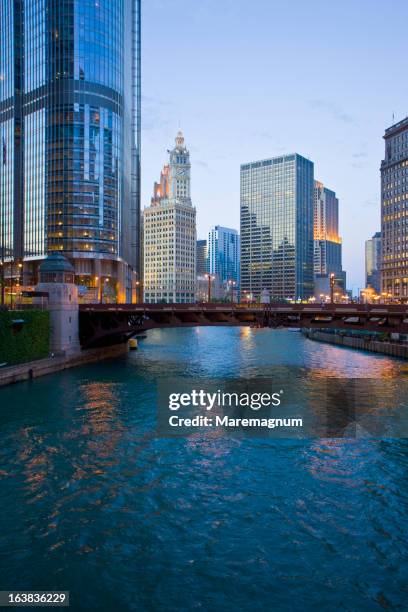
[350,149,369,168]
[351,162,366,169]
[195,159,210,170]
[350,157,369,169]
[256,130,274,141]
[308,99,356,124]
[250,131,286,154]
[363,197,379,208]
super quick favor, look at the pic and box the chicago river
[0,328,407,611]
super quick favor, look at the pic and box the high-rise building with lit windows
[196,239,208,276]
[207,226,240,287]
[143,132,196,304]
[0,0,141,302]
[240,153,314,301]
[381,117,408,299]
[365,231,381,293]
[313,181,346,296]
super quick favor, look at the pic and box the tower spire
[175,130,184,148]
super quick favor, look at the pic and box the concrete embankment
[303,329,408,359]
[0,344,129,387]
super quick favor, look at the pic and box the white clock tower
[169,131,192,204]
[143,131,197,303]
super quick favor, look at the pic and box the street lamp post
[206,274,214,303]
[94,276,101,304]
[129,267,140,304]
[99,277,109,304]
[10,261,14,310]
[0,261,4,307]
[1,155,4,307]
[227,279,236,303]
[9,261,21,309]
[330,273,335,304]
[16,262,22,307]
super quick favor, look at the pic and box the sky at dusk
[142,0,408,292]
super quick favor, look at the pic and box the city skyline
[142,0,408,292]
[0,5,407,610]
[1,1,407,301]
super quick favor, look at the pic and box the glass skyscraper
[196,239,208,276]
[0,0,141,303]
[240,154,314,301]
[207,226,240,287]
[365,231,381,293]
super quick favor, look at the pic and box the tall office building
[207,226,240,287]
[365,231,381,293]
[313,180,346,297]
[143,132,196,303]
[240,154,314,301]
[0,1,141,303]
[196,239,208,275]
[381,117,408,299]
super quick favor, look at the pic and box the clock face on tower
[176,168,188,177]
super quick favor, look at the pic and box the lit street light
[94,276,100,303]
[10,261,22,310]
[330,273,335,304]
[0,261,4,306]
[96,276,109,304]
[206,274,215,302]
[227,279,236,303]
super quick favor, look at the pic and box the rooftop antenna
[392,111,395,123]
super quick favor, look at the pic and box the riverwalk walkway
[0,344,128,387]
[304,329,408,359]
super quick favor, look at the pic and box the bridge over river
[78,302,408,349]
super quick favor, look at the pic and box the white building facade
[143,132,196,303]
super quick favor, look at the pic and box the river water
[0,328,407,611]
